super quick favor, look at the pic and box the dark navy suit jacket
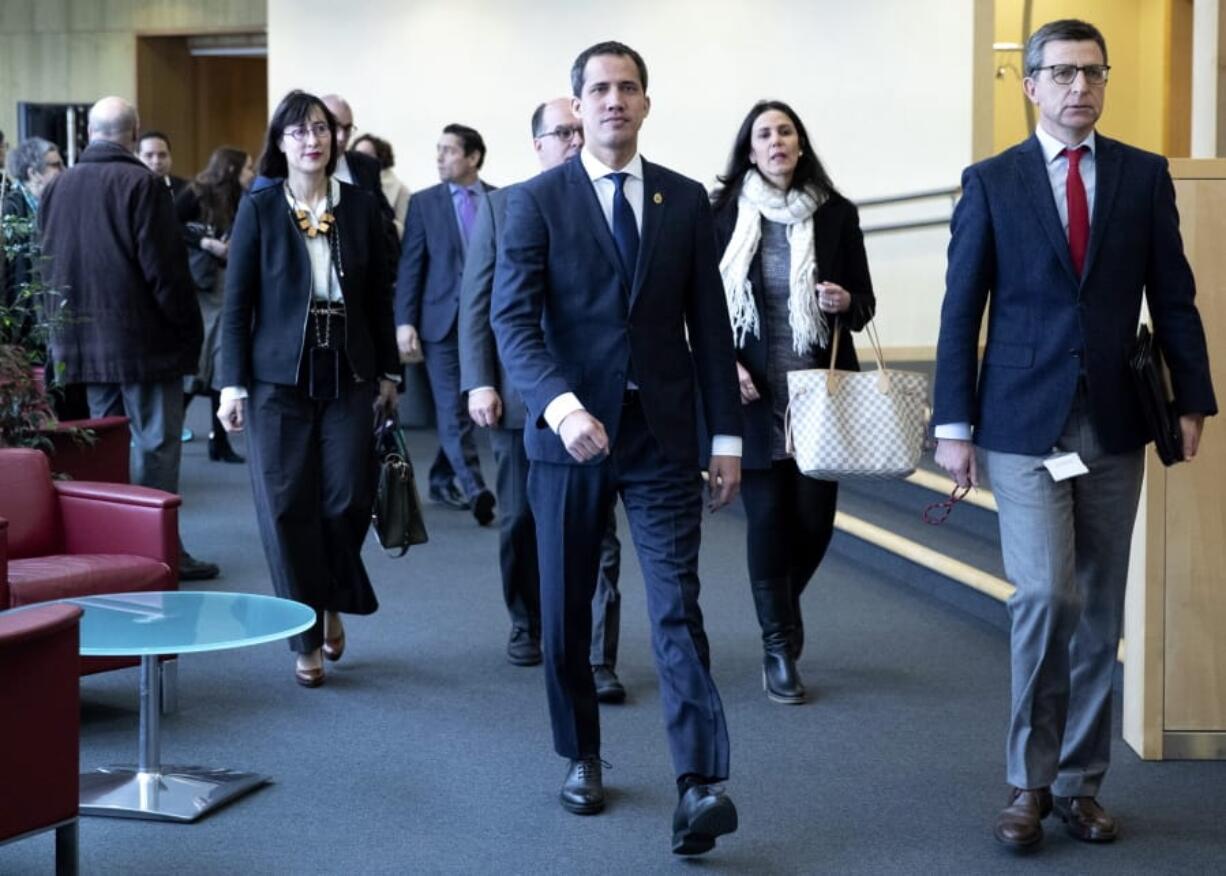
[933,134,1216,456]
[395,180,496,343]
[490,155,741,467]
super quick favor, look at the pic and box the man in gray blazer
[458,98,625,700]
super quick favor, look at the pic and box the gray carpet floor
[3,404,1225,875]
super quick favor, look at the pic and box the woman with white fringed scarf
[711,100,876,705]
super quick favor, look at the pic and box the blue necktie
[608,172,639,284]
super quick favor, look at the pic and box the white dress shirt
[541,149,741,458]
[933,126,1097,442]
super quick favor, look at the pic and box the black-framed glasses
[922,484,971,526]
[284,122,331,142]
[536,124,583,141]
[1033,64,1110,85]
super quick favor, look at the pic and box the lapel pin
[653,192,663,204]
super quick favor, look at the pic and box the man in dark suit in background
[459,97,625,700]
[932,19,1215,851]
[137,130,187,200]
[396,123,495,525]
[321,94,401,278]
[492,42,742,855]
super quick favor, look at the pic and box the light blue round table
[10,591,314,822]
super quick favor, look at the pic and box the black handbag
[1129,324,1184,466]
[372,414,428,556]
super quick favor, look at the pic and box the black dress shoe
[994,787,1052,850]
[672,784,738,855]
[506,627,542,666]
[472,489,496,526]
[1053,795,1117,843]
[208,431,245,463]
[179,552,220,581]
[592,665,626,703]
[428,482,470,510]
[560,757,604,815]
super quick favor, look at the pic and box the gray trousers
[86,378,184,494]
[984,386,1144,797]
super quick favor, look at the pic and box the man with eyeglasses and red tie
[932,19,1215,850]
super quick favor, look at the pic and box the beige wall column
[1191,0,1220,156]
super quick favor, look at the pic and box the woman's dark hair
[257,90,339,179]
[189,146,248,232]
[711,100,839,213]
[351,133,395,170]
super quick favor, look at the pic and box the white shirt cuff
[383,373,403,385]
[469,385,496,395]
[220,386,248,403]
[711,435,742,458]
[933,422,973,441]
[544,393,584,433]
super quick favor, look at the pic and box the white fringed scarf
[719,170,828,354]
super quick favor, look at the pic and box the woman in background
[712,99,875,704]
[218,91,399,687]
[176,146,254,463]
[351,133,411,238]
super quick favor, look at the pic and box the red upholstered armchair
[0,448,179,684]
[0,602,82,875]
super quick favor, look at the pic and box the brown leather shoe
[1053,795,1117,843]
[323,630,345,662]
[994,787,1052,849]
[295,665,325,687]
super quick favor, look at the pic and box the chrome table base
[80,654,269,821]
[80,767,268,822]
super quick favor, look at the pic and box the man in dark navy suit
[492,41,742,856]
[932,19,1215,850]
[396,124,496,525]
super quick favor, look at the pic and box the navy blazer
[712,193,876,469]
[395,180,496,343]
[934,134,1216,456]
[220,181,399,388]
[491,155,741,467]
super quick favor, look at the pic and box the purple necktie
[458,187,477,243]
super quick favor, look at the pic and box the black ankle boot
[750,579,805,704]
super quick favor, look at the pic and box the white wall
[269,0,981,348]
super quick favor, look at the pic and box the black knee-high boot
[750,578,805,704]
[208,391,245,463]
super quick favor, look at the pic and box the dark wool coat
[39,140,202,383]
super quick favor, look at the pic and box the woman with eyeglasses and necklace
[711,99,875,704]
[218,90,400,687]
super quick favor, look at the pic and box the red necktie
[1064,146,1089,276]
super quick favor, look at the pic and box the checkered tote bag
[785,320,929,480]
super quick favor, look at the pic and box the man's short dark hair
[138,129,172,150]
[570,41,648,98]
[1023,19,1108,78]
[530,103,548,138]
[443,123,486,169]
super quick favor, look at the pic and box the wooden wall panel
[192,56,267,177]
[1164,168,1226,730]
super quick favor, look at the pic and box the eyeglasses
[922,484,971,526]
[536,124,583,141]
[284,122,331,142]
[1033,64,1110,86]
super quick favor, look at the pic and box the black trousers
[528,397,729,780]
[739,459,838,625]
[246,370,379,653]
[490,426,622,667]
